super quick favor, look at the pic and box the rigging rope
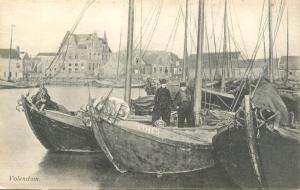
[164,6,181,51]
[141,0,163,57]
[43,0,96,81]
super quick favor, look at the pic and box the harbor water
[0,86,240,189]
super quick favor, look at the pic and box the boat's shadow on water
[35,151,241,189]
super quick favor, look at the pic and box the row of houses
[0,32,299,82]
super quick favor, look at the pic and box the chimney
[103,31,107,44]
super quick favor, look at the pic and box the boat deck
[114,119,219,146]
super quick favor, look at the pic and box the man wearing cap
[152,79,172,126]
[174,82,194,128]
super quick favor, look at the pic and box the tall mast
[286,7,289,83]
[8,24,15,82]
[182,0,189,82]
[124,0,135,103]
[268,0,274,82]
[263,31,266,63]
[116,27,122,80]
[205,18,212,81]
[140,0,142,72]
[221,0,228,92]
[194,0,205,127]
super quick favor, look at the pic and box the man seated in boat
[152,79,173,126]
[174,82,195,128]
[31,85,69,113]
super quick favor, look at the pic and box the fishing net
[93,96,130,124]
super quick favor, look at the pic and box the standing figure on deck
[152,79,172,126]
[174,82,195,128]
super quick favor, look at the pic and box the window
[174,68,178,74]
[165,68,168,74]
[68,68,72,73]
[54,68,56,71]
[81,63,84,66]
[153,67,156,73]
[63,68,65,71]
[4,72,6,77]
[75,63,78,66]
[160,67,162,73]
[15,72,17,77]
[69,63,72,67]
[290,71,293,75]
[75,68,78,72]
[75,55,78,59]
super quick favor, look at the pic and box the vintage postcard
[0,0,299,189]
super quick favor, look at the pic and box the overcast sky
[0,0,299,59]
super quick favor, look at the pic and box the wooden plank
[202,88,234,99]
[44,110,86,129]
[244,95,264,186]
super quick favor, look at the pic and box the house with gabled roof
[0,47,24,81]
[279,56,300,81]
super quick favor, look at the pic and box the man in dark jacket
[174,82,194,128]
[152,79,173,126]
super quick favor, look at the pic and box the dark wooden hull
[213,126,300,188]
[91,117,217,174]
[21,97,101,152]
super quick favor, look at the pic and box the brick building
[33,32,111,79]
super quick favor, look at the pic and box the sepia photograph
[0,0,299,189]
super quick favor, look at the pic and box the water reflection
[36,151,240,189]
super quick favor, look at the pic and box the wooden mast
[263,31,266,63]
[124,0,135,103]
[268,0,274,82]
[286,7,289,83]
[116,27,122,80]
[194,0,205,127]
[221,0,228,92]
[8,24,15,82]
[182,0,189,82]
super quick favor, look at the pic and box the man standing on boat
[152,79,172,126]
[174,82,194,128]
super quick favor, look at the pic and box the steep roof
[0,49,20,59]
[187,51,241,69]
[142,51,179,66]
[71,33,105,45]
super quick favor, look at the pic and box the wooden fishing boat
[89,0,236,175]
[20,95,101,152]
[212,90,300,188]
[213,115,300,188]
[90,112,233,174]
